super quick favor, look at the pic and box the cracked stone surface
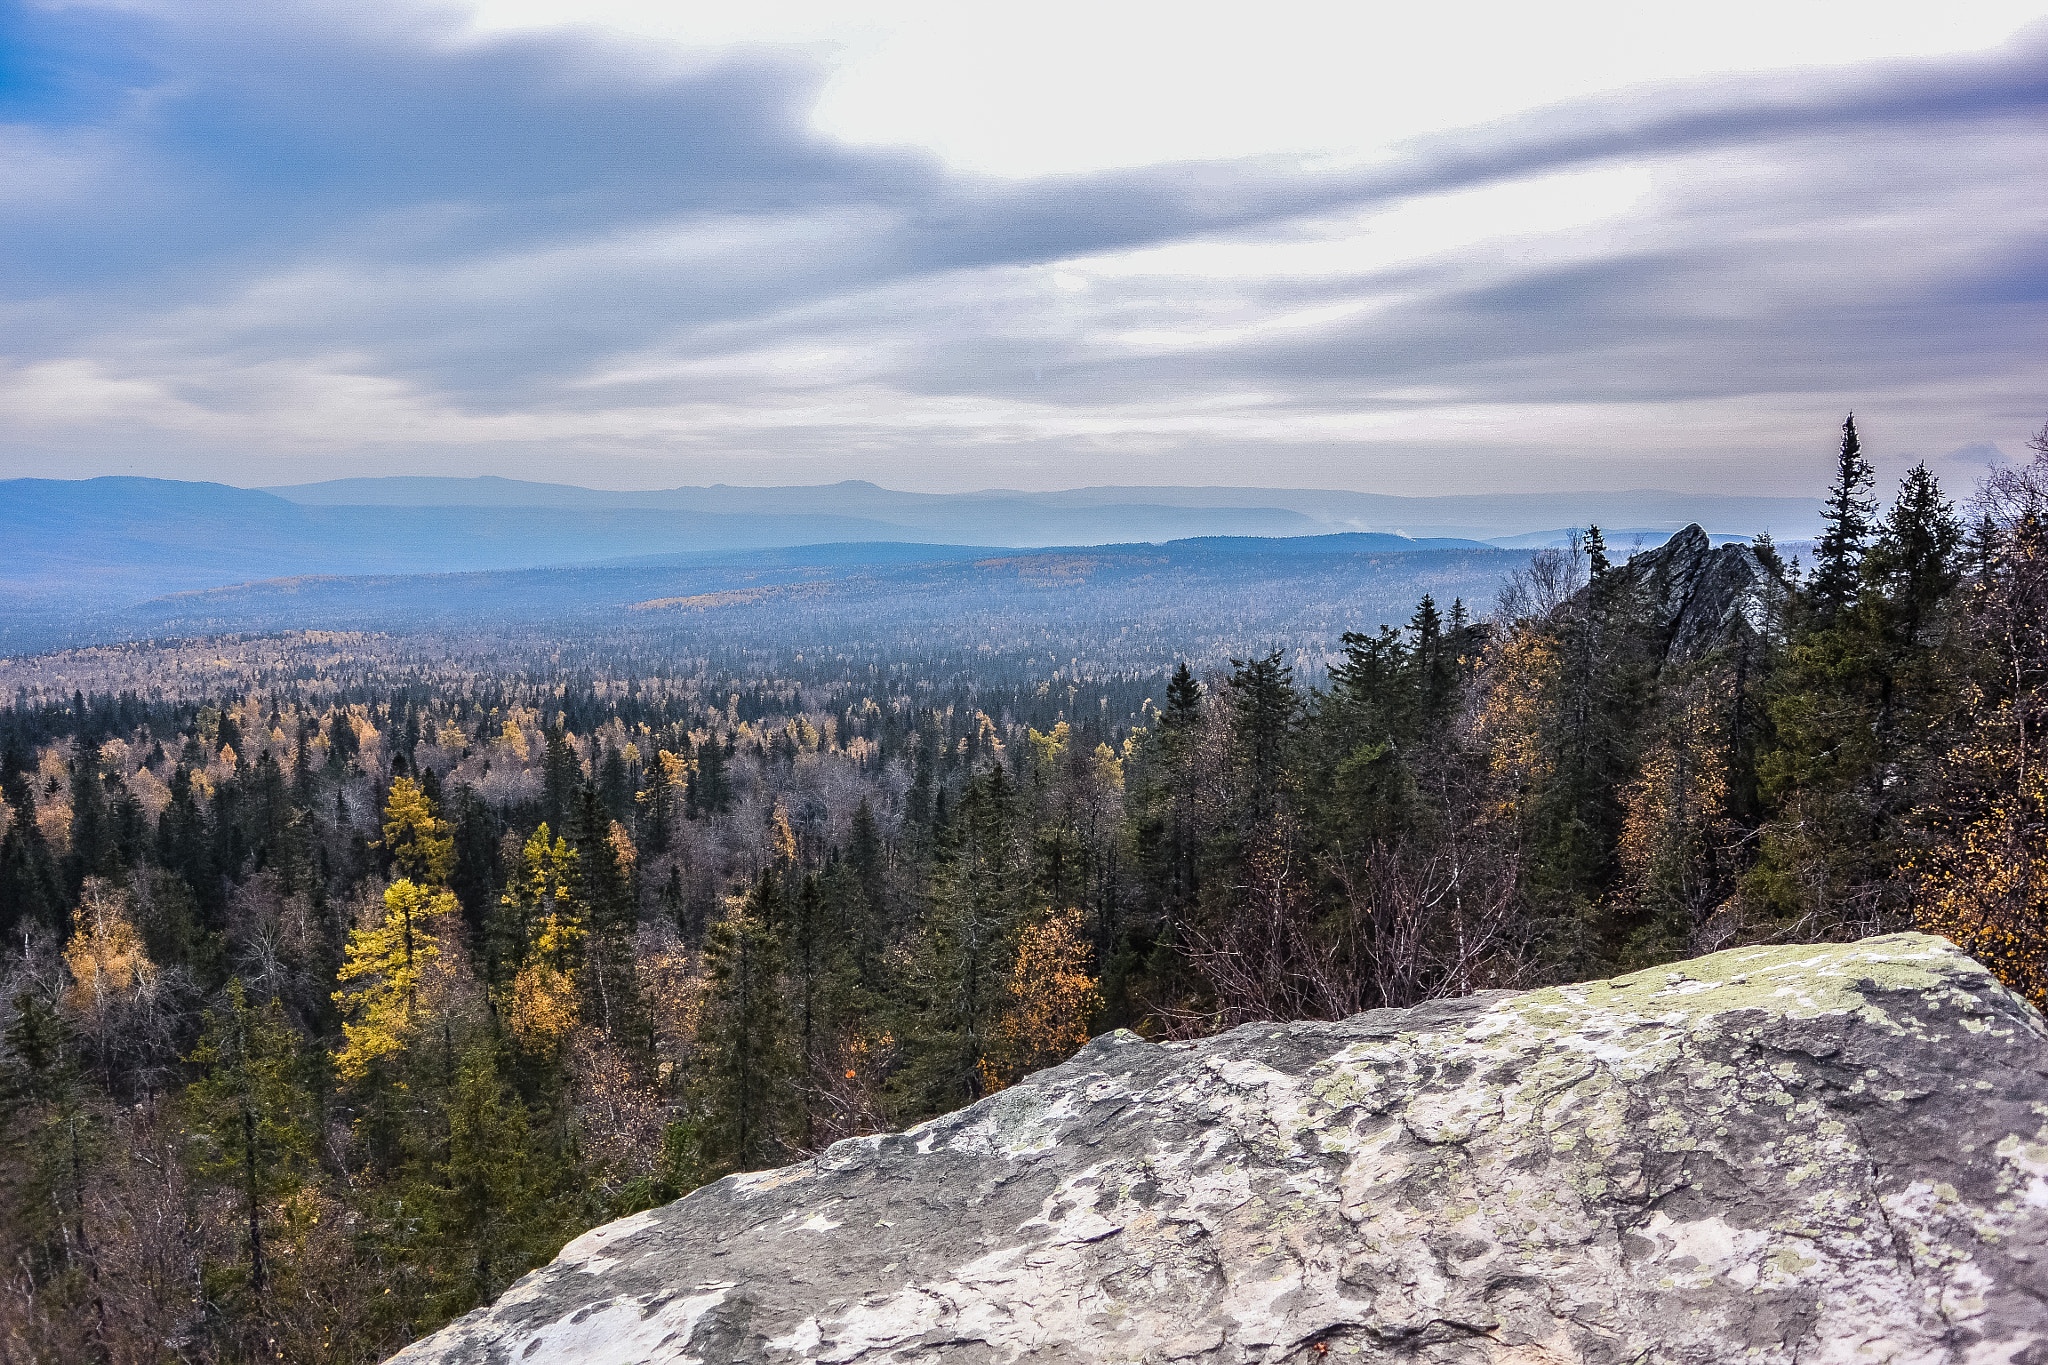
[389,933,2048,1364]
[1603,523,1775,669]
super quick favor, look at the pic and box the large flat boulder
[392,934,2048,1364]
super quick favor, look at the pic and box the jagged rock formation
[1609,523,1776,668]
[392,934,2048,1364]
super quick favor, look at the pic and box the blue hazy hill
[2,475,1802,655]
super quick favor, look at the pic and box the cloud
[1944,442,2011,468]
[0,1,2044,493]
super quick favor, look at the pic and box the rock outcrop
[392,934,2048,1364]
[1609,524,1775,669]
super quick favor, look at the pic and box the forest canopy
[5,414,2048,1363]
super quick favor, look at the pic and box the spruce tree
[541,726,579,830]
[689,886,794,1176]
[567,786,640,1039]
[1869,462,1962,640]
[1162,662,1202,736]
[414,1044,558,1319]
[1226,649,1297,829]
[904,765,1032,1111]
[185,980,316,1294]
[598,743,632,822]
[1408,594,1456,729]
[1811,414,1877,622]
[845,798,889,991]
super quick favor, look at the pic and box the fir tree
[567,786,640,1038]
[1161,662,1202,736]
[541,726,579,830]
[1227,648,1297,829]
[902,765,1033,1111]
[1869,462,1962,640]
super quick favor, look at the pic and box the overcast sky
[2,0,2043,494]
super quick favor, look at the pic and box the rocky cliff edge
[391,934,2048,1364]
[1607,524,1776,669]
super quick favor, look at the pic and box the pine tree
[568,786,640,1038]
[67,734,112,888]
[1409,594,1456,729]
[1227,649,1297,829]
[786,872,831,1149]
[541,727,580,830]
[413,1044,559,1319]
[0,989,107,1352]
[903,765,1033,1111]
[598,743,632,822]
[1869,462,1962,641]
[845,797,889,992]
[0,787,64,940]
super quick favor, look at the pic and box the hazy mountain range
[0,474,1817,655]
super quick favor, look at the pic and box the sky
[0,0,2043,495]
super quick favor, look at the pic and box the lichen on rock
[389,933,2048,1363]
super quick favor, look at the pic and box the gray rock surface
[1610,524,1775,668]
[391,934,2048,1364]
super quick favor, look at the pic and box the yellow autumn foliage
[332,879,457,1081]
[1472,627,1560,822]
[378,777,454,886]
[979,907,1102,1092]
[62,878,155,1015]
[508,909,585,1046]
[1915,739,2048,1010]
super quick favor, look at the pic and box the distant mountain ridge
[261,475,1822,543]
[2,475,1821,654]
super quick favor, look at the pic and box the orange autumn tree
[1914,696,2048,1009]
[1914,435,2048,1009]
[978,908,1102,1092]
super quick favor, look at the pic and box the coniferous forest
[5,416,2048,1362]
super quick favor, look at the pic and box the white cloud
[466,0,2048,175]
[1,1,2042,494]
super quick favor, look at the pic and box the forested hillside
[3,417,2044,1363]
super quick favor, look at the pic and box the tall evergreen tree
[541,727,579,831]
[1810,414,1877,622]
[903,765,1033,1111]
[1409,594,1456,729]
[567,786,641,1042]
[688,884,794,1177]
[1227,649,1297,830]
[1869,462,1963,641]
[185,980,316,1294]
[413,1045,559,1320]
